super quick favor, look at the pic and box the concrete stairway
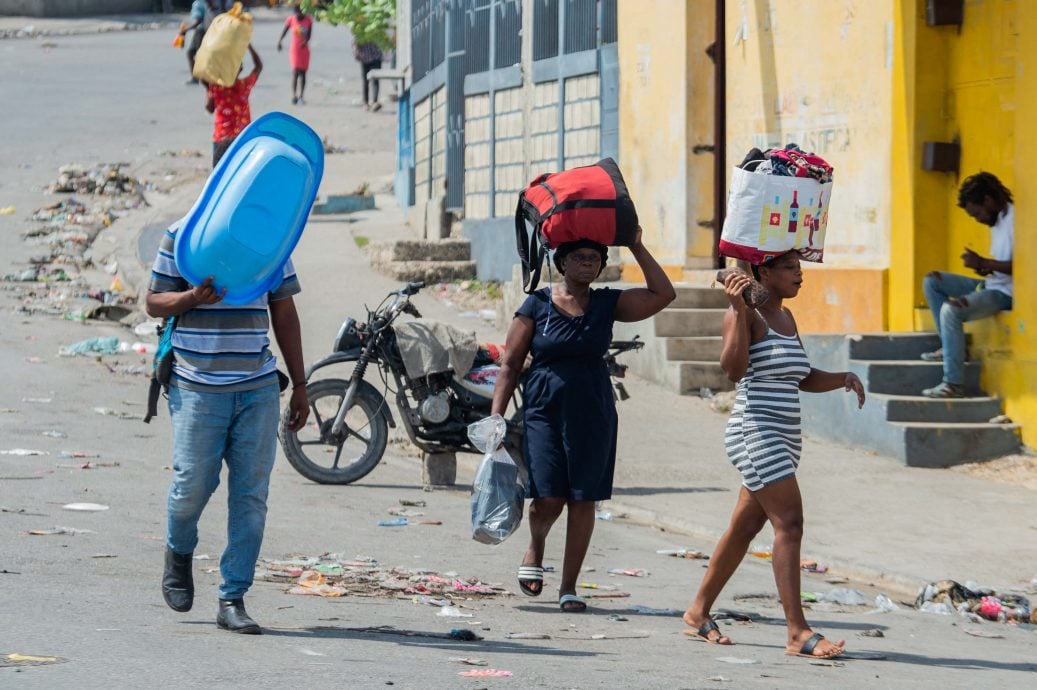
[612,284,733,395]
[367,239,477,283]
[801,332,1021,467]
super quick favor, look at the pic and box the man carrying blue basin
[146,226,309,634]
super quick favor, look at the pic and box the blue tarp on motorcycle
[468,415,525,545]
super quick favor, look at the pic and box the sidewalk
[0,13,174,39]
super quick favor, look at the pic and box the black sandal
[517,564,544,597]
[682,618,732,644]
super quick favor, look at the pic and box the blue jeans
[923,272,1012,386]
[167,384,280,600]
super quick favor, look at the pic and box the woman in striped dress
[682,251,865,659]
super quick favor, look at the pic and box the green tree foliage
[300,1,396,50]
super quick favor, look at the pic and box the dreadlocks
[957,172,1013,209]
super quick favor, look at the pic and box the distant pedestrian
[277,4,313,105]
[352,38,383,111]
[179,0,219,85]
[682,252,865,659]
[490,229,675,612]
[205,44,262,167]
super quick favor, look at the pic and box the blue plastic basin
[175,112,324,304]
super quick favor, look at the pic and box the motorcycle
[279,281,644,485]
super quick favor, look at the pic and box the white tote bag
[719,166,833,264]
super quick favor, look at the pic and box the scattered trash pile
[255,554,511,601]
[915,579,1036,625]
[3,164,151,322]
[432,281,501,323]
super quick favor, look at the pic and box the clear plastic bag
[467,415,525,545]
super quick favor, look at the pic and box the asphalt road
[1,10,1036,689]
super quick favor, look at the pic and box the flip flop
[682,618,732,644]
[559,594,587,612]
[517,565,544,597]
[787,632,843,659]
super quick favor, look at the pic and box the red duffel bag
[515,158,638,293]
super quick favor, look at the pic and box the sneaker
[297,97,305,105]
[291,96,298,105]
[922,382,965,398]
[920,349,943,362]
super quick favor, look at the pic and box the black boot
[217,598,262,634]
[162,548,194,612]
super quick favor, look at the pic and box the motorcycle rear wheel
[279,378,389,484]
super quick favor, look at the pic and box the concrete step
[653,308,726,338]
[671,285,729,309]
[895,421,1022,467]
[847,332,970,361]
[877,394,1005,424]
[384,260,477,283]
[665,336,723,362]
[675,361,731,394]
[850,359,983,396]
[379,239,472,262]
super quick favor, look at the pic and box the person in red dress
[205,44,263,168]
[277,5,313,105]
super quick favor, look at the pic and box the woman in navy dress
[491,228,674,611]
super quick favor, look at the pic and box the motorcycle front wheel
[279,378,389,484]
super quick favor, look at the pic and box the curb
[0,18,175,40]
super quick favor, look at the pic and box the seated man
[921,172,1014,398]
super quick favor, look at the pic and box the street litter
[965,628,1005,639]
[607,614,629,622]
[607,568,648,577]
[707,676,731,683]
[437,606,474,618]
[801,560,828,573]
[749,544,772,559]
[629,605,683,616]
[657,549,710,559]
[159,149,204,158]
[594,507,613,521]
[873,594,900,612]
[259,555,508,602]
[715,656,760,665]
[387,508,424,517]
[378,518,409,527]
[62,503,110,512]
[93,407,136,419]
[504,632,550,639]
[0,206,15,215]
[578,582,618,590]
[60,451,102,459]
[820,588,869,606]
[915,579,1032,624]
[28,526,95,536]
[0,653,68,668]
[21,398,51,404]
[41,430,67,438]
[859,629,885,638]
[418,520,442,525]
[459,669,512,678]
[48,163,147,198]
[584,592,630,598]
[1,449,49,456]
[91,554,117,559]
[449,657,488,666]
[61,336,121,356]
[399,499,427,507]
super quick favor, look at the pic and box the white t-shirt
[986,203,1014,297]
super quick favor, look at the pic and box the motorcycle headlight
[333,317,362,352]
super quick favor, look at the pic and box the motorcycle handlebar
[401,281,425,296]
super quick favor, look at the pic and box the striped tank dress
[724,328,812,491]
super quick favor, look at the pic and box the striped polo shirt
[148,224,301,393]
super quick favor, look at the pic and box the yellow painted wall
[724,0,893,333]
[617,0,714,272]
[893,0,1034,446]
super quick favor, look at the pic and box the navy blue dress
[516,287,622,501]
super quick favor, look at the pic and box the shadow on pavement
[612,486,729,496]
[260,625,603,657]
